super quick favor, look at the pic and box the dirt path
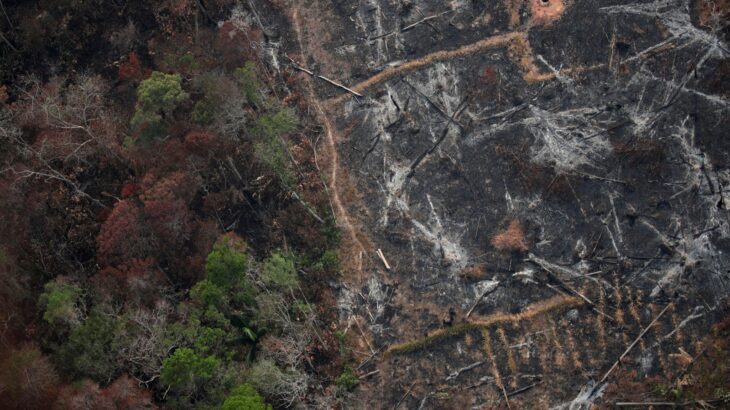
[290,10,369,279]
[325,31,524,107]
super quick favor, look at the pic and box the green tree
[253,108,297,140]
[190,279,226,308]
[134,71,188,116]
[38,278,82,326]
[253,108,298,186]
[161,347,219,389]
[57,311,118,381]
[261,252,298,290]
[194,327,227,355]
[235,62,264,108]
[205,239,248,290]
[130,71,188,140]
[221,384,272,410]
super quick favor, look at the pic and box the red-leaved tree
[96,200,150,266]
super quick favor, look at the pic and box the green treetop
[39,278,82,326]
[221,384,272,410]
[261,252,298,290]
[160,347,219,389]
[135,71,188,115]
[130,71,189,134]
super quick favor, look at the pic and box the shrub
[335,368,359,391]
[317,249,340,272]
[118,52,144,83]
[292,300,313,318]
[261,252,297,290]
[192,98,214,125]
[253,108,298,141]
[221,384,272,410]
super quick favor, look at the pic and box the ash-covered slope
[279,0,730,407]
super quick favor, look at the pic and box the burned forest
[1,0,730,409]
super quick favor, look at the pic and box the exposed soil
[262,0,729,407]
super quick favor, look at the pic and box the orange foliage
[139,171,201,204]
[120,182,141,199]
[118,52,145,83]
[491,219,529,252]
[183,130,217,157]
[96,200,149,266]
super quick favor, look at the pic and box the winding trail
[290,10,369,278]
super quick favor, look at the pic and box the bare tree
[117,300,176,383]
[1,76,121,208]
[249,358,309,408]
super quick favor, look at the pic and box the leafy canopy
[221,384,272,410]
[190,279,226,308]
[261,252,297,290]
[235,62,263,108]
[57,311,118,382]
[134,71,188,115]
[205,237,248,290]
[39,279,81,325]
[253,108,299,187]
[161,347,219,388]
[130,71,189,139]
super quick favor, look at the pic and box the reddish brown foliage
[126,139,189,175]
[118,53,145,83]
[0,85,8,104]
[694,0,730,28]
[102,374,156,410]
[0,345,60,410]
[183,130,217,157]
[54,375,155,410]
[140,171,201,204]
[144,199,193,246]
[96,200,149,266]
[459,264,489,281]
[92,258,162,306]
[215,21,263,67]
[120,182,141,199]
[491,219,529,252]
